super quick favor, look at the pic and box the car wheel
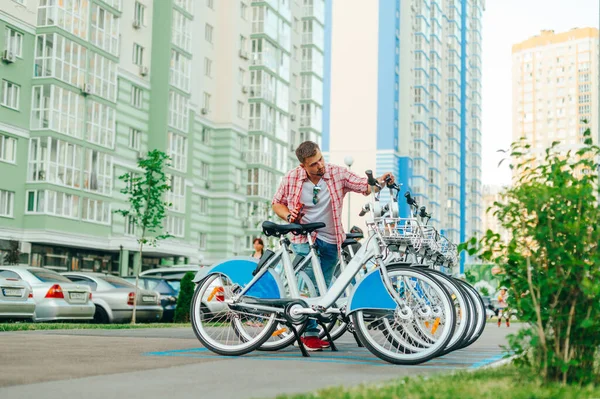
[94,305,110,324]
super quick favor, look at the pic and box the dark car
[123,277,178,322]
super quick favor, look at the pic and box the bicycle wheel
[424,269,474,355]
[351,266,456,364]
[191,274,278,356]
[455,280,486,349]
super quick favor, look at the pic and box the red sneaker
[318,339,331,348]
[300,336,323,351]
[506,320,510,327]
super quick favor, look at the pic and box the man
[272,141,394,350]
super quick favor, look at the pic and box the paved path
[0,324,516,399]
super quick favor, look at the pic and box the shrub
[460,127,600,384]
[174,272,195,323]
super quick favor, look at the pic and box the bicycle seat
[262,221,303,236]
[296,222,326,235]
[341,238,358,249]
[345,232,363,239]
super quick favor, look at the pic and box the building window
[5,27,23,57]
[0,135,17,164]
[134,1,145,26]
[172,10,192,53]
[34,33,87,88]
[82,198,110,224]
[83,149,113,195]
[239,35,246,51]
[167,174,185,213]
[165,215,184,237]
[174,0,193,13]
[26,189,80,219]
[28,137,82,188]
[31,85,84,138]
[237,101,244,118]
[203,92,211,112]
[86,101,115,148]
[1,80,20,110]
[129,128,141,151]
[89,53,117,101]
[131,86,143,108]
[132,43,144,66]
[167,132,187,172]
[200,162,209,180]
[170,50,191,92]
[0,190,14,218]
[240,2,247,19]
[90,3,120,55]
[204,57,212,77]
[200,127,210,144]
[205,24,213,43]
[238,68,245,85]
[198,232,207,250]
[125,215,136,236]
[199,196,208,215]
[168,91,189,132]
[37,0,89,39]
[206,0,214,9]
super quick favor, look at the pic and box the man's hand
[378,172,395,187]
[287,206,300,223]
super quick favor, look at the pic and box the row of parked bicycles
[189,171,486,365]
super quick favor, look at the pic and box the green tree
[115,150,172,324]
[3,240,20,265]
[174,272,195,323]
[460,127,600,384]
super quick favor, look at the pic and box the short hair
[295,141,320,164]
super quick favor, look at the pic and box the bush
[174,272,195,323]
[460,127,600,384]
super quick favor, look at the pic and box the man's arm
[345,168,395,195]
[271,177,298,222]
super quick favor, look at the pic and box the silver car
[0,274,36,320]
[61,272,163,323]
[0,266,94,322]
[139,266,227,317]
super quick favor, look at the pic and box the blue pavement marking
[144,345,507,369]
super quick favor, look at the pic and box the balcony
[302,31,324,48]
[303,2,325,24]
[299,115,321,131]
[301,57,323,75]
[245,151,273,167]
[251,51,278,72]
[249,85,275,103]
[249,118,275,134]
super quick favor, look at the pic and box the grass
[274,365,600,399]
[0,322,191,332]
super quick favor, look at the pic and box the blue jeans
[292,238,338,337]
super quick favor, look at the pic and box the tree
[3,240,20,265]
[174,272,195,323]
[460,127,600,384]
[115,150,172,324]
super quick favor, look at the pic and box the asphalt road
[0,324,515,399]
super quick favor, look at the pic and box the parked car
[61,272,163,324]
[139,266,226,318]
[0,266,94,322]
[122,276,177,322]
[0,275,36,321]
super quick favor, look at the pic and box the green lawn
[0,322,191,332]
[274,365,600,399]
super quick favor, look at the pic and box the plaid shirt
[272,163,369,248]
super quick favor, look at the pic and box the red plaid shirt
[272,163,369,248]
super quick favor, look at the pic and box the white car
[0,266,95,322]
[0,274,36,320]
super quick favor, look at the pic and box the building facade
[512,28,599,167]
[0,0,329,274]
[325,0,484,271]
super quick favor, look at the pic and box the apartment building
[0,0,329,274]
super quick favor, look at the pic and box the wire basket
[372,218,425,252]
[439,236,458,266]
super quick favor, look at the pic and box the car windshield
[166,280,181,295]
[30,269,73,283]
[100,276,134,289]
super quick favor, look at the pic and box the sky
[481,0,599,186]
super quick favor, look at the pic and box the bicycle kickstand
[352,331,364,348]
[317,320,338,352]
[282,317,310,357]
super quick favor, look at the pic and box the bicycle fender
[346,269,397,314]
[192,257,281,299]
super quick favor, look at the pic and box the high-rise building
[0,0,329,274]
[481,185,509,244]
[512,28,599,165]
[325,0,484,271]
